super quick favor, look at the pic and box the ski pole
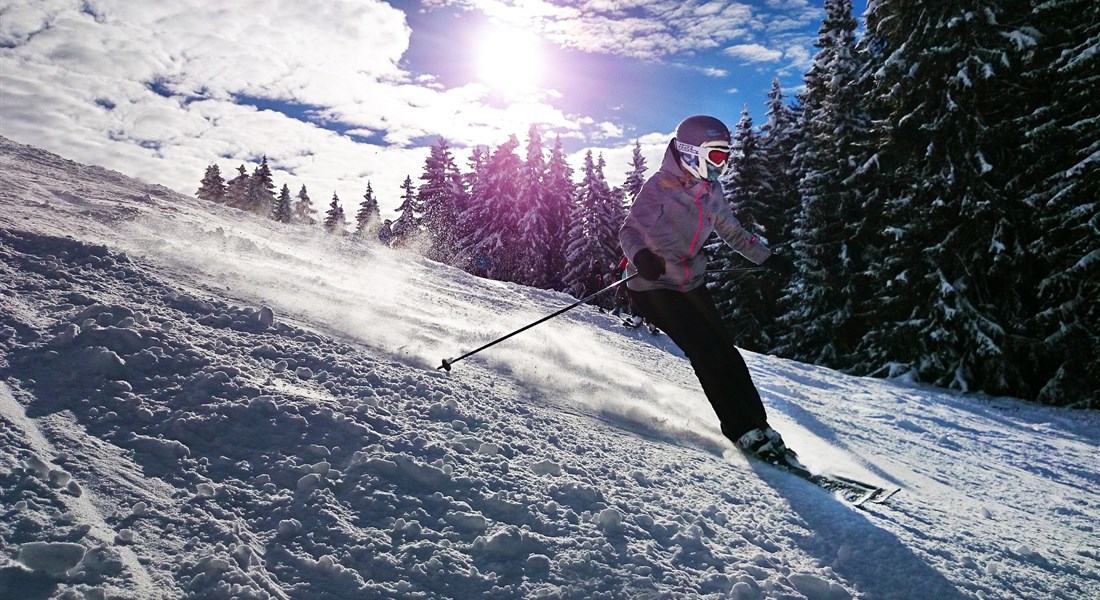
[438,272,639,371]
[708,267,769,275]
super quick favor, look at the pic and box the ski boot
[736,426,793,465]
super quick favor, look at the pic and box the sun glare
[475,27,544,97]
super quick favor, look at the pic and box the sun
[475,26,544,97]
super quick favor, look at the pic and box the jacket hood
[659,140,686,178]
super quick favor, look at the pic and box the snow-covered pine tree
[515,125,552,288]
[855,0,1035,396]
[453,146,488,263]
[563,151,619,304]
[243,155,277,216]
[759,78,801,252]
[724,106,770,242]
[708,105,777,352]
[224,165,250,209]
[293,185,316,225]
[456,136,523,282]
[418,138,465,263]
[542,137,576,291]
[323,192,348,234]
[609,185,627,238]
[600,154,628,242]
[454,146,489,274]
[779,0,870,367]
[197,164,227,203]
[1017,0,1100,408]
[354,182,381,241]
[271,184,292,223]
[391,176,420,248]
[623,140,647,206]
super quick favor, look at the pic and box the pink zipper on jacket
[679,182,708,291]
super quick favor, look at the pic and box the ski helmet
[674,115,732,181]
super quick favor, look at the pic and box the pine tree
[457,136,523,281]
[759,78,801,250]
[623,140,647,205]
[224,165,250,209]
[855,0,1035,396]
[726,105,771,236]
[293,185,316,225]
[243,155,276,216]
[197,164,227,203]
[418,138,465,262]
[542,137,576,291]
[271,184,292,223]
[354,182,381,240]
[1017,0,1100,407]
[709,105,777,351]
[391,176,420,247]
[563,151,619,303]
[323,192,347,234]
[780,0,871,367]
[515,125,551,287]
[458,146,487,257]
[609,184,627,239]
[601,154,628,242]
[455,147,490,274]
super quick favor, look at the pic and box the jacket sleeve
[712,198,772,265]
[618,182,662,263]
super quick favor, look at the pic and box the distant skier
[378,219,395,246]
[610,256,642,326]
[618,115,794,461]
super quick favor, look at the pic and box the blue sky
[396,0,826,145]
[0,0,857,217]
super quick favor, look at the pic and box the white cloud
[0,0,421,211]
[431,0,758,59]
[783,43,814,71]
[0,0,612,216]
[723,43,784,63]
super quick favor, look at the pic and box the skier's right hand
[633,248,666,281]
[762,252,795,277]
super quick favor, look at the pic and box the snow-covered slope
[1,135,1097,599]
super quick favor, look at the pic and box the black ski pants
[629,284,768,441]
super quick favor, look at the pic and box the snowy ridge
[1,135,1098,599]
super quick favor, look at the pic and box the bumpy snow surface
[0,136,1097,599]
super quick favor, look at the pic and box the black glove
[762,252,795,277]
[632,248,666,281]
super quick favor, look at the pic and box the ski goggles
[676,140,732,168]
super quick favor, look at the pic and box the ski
[753,450,900,508]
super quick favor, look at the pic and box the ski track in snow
[1,135,1098,599]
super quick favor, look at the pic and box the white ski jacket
[619,141,772,293]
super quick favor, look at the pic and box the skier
[618,115,794,461]
[610,256,642,326]
[378,219,395,246]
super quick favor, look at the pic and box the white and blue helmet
[674,115,732,181]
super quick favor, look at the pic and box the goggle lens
[707,149,730,165]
